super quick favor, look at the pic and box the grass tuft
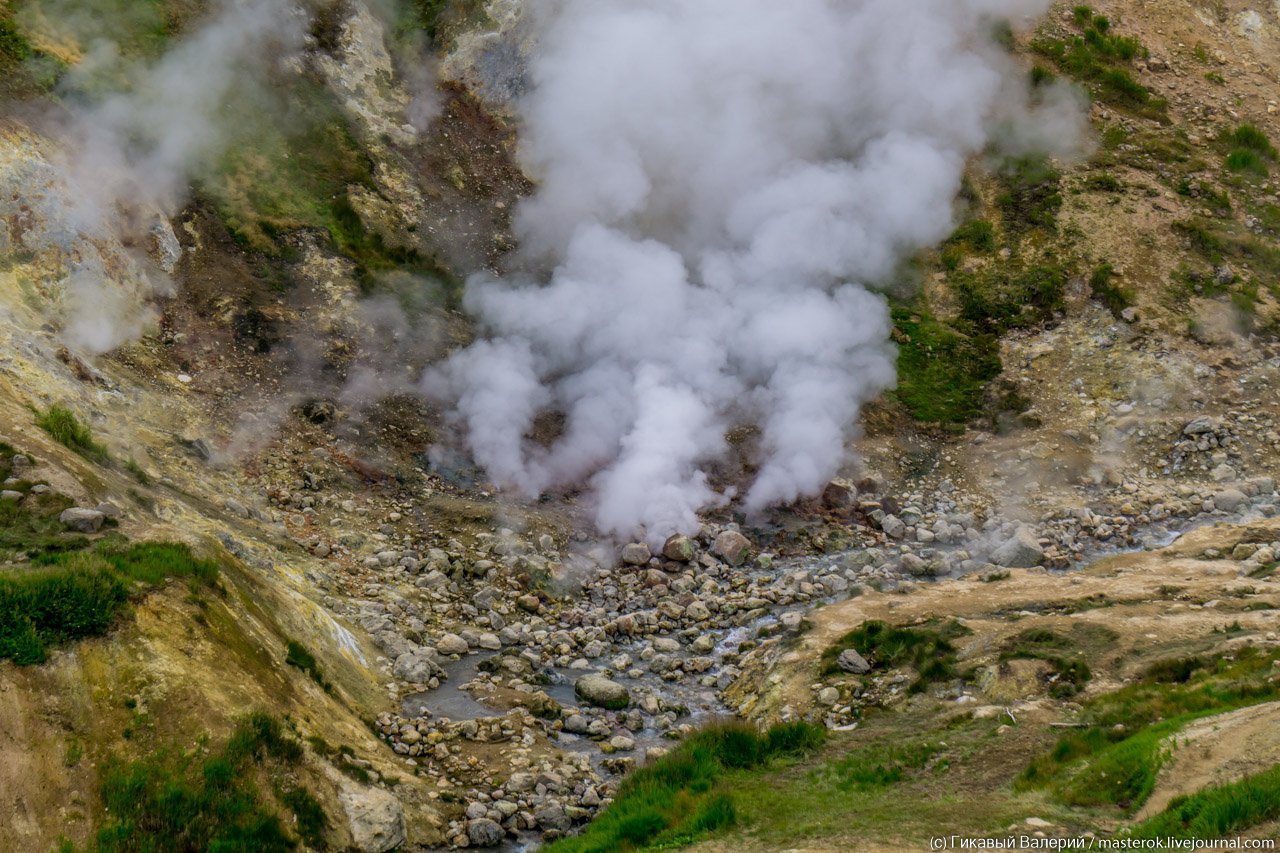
[35,405,108,463]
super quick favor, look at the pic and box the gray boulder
[338,784,405,853]
[467,818,505,847]
[435,633,469,656]
[712,530,751,566]
[837,648,871,674]
[620,542,651,565]
[393,650,442,683]
[991,528,1044,568]
[574,674,630,710]
[880,514,906,539]
[1214,489,1248,512]
[59,507,105,532]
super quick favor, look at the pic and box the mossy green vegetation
[1089,262,1135,318]
[1032,6,1166,119]
[891,302,1001,424]
[1,530,220,665]
[999,628,1095,699]
[83,713,323,853]
[821,619,970,692]
[285,640,333,693]
[1018,647,1280,812]
[1221,124,1277,176]
[35,405,108,463]
[996,156,1063,236]
[543,721,825,853]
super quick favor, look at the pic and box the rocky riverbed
[223,409,1280,849]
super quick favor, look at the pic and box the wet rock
[822,481,854,509]
[534,802,572,833]
[575,674,630,710]
[837,648,871,674]
[712,530,751,566]
[991,528,1044,568]
[662,534,695,562]
[338,784,406,853]
[59,507,105,532]
[467,817,505,847]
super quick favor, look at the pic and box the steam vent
[2,0,1280,850]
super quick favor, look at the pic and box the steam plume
[428,0,1080,542]
[41,0,306,353]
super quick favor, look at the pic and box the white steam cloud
[427,0,1080,543]
[39,0,306,354]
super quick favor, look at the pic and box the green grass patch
[1018,647,1280,812]
[821,619,970,692]
[996,156,1063,236]
[84,713,318,853]
[1089,262,1135,318]
[284,641,332,693]
[35,405,108,463]
[543,721,825,853]
[891,303,1001,424]
[1082,173,1123,192]
[2,540,220,665]
[1128,762,1280,839]
[999,628,1093,699]
[953,262,1068,333]
[820,740,944,791]
[0,562,126,665]
[1032,8,1165,119]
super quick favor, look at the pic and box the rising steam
[40,0,305,354]
[427,0,1081,542]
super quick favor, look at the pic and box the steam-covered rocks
[429,0,1079,542]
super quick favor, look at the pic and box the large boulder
[393,650,442,683]
[661,534,695,562]
[1213,488,1248,512]
[338,784,406,853]
[712,530,751,566]
[59,507,105,532]
[574,674,630,710]
[435,633,469,656]
[620,542,651,565]
[467,818,505,847]
[990,528,1044,568]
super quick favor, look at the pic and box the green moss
[284,641,332,693]
[954,263,1068,333]
[891,304,1001,424]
